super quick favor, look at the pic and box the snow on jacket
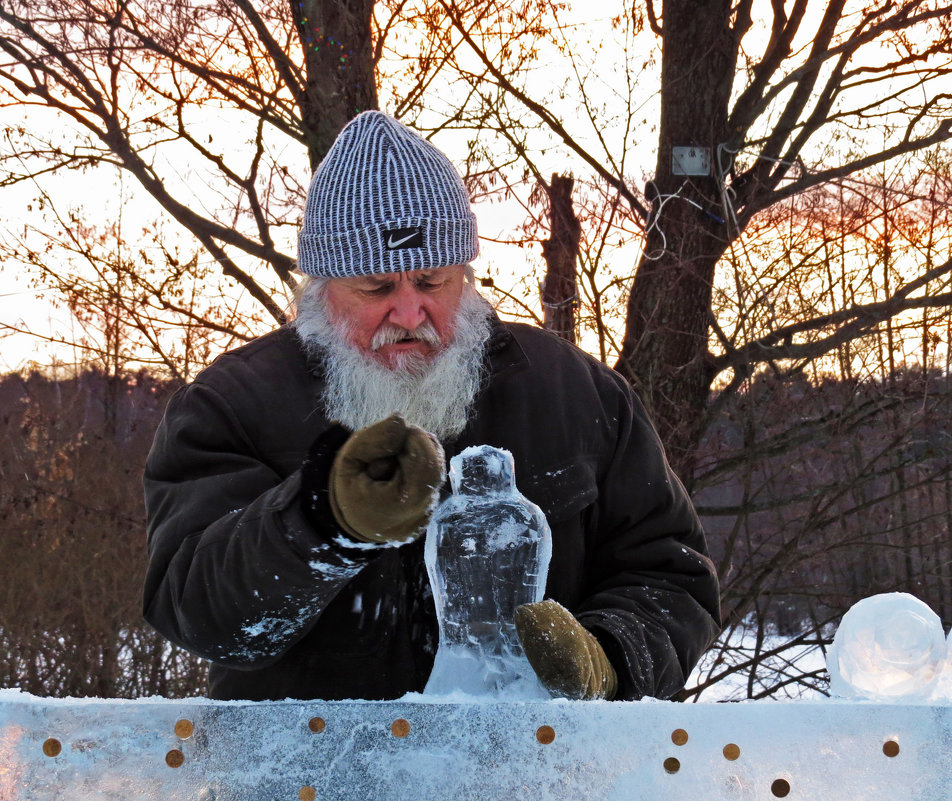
[143,318,721,701]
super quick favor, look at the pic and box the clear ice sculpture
[424,445,553,699]
[827,592,947,700]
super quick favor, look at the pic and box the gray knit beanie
[297,111,479,277]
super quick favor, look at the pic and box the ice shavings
[307,558,361,581]
[232,594,319,662]
[241,613,300,640]
[305,539,366,580]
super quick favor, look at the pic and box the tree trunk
[540,174,581,344]
[615,0,737,480]
[294,0,379,168]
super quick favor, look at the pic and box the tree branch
[712,256,952,377]
[438,0,649,220]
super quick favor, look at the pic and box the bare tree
[5,0,952,452]
[539,173,581,343]
[418,0,952,475]
[1,183,255,380]
[0,1,556,370]
[0,0,380,334]
[4,1,952,701]
[687,363,952,700]
[685,166,952,699]
[0,368,207,697]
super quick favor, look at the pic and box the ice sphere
[930,628,952,702]
[423,445,552,699]
[827,592,947,700]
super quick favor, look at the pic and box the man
[143,111,720,702]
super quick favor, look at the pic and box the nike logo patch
[384,227,424,250]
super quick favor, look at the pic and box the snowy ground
[688,593,952,704]
[685,625,830,702]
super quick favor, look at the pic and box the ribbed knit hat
[297,111,479,277]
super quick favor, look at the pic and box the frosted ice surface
[828,592,947,700]
[5,690,952,801]
[932,627,952,701]
[424,446,552,699]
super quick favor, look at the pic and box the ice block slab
[2,691,951,800]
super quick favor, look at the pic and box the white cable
[644,179,727,260]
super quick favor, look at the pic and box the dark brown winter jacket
[143,317,721,701]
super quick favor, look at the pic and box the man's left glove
[515,599,618,700]
[328,413,445,544]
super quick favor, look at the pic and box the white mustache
[370,322,442,350]
[292,283,493,441]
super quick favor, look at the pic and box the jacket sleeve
[142,379,381,669]
[574,377,721,701]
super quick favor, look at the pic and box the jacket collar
[483,310,528,375]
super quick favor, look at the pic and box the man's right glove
[515,599,618,700]
[328,413,445,544]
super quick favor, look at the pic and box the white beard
[292,281,493,441]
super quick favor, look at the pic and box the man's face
[323,265,466,370]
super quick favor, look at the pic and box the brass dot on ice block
[391,718,411,738]
[299,786,317,801]
[536,725,556,745]
[771,778,791,797]
[174,719,194,739]
[883,739,900,758]
[723,743,741,761]
[165,749,185,768]
[42,738,62,757]
[663,757,681,774]
[308,717,326,734]
[671,728,689,746]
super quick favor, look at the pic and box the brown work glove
[515,599,618,700]
[328,414,445,544]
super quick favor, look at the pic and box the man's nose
[387,285,427,330]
